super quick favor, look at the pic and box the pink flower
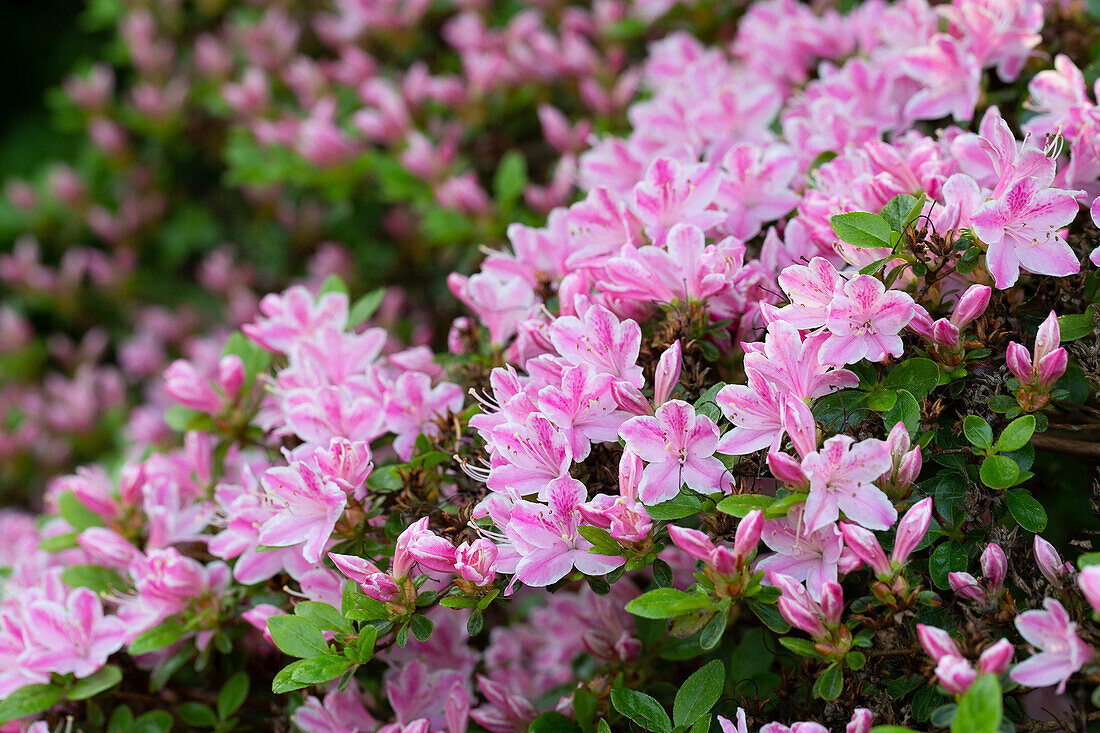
[549,304,644,387]
[900,35,981,122]
[972,178,1082,289]
[757,507,843,600]
[878,421,923,498]
[801,435,896,534]
[243,285,348,354]
[770,573,843,641]
[775,257,843,330]
[21,588,127,679]
[715,373,788,456]
[742,321,858,401]
[1079,565,1100,615]
[1011,598,1094,693]
[293,681,379,733]
[454,539,498,587]
[537,364,625,460]
[618,399,726,505]
[820,276,916,366]
[486,414,573,499]
[715,142,800,240]
[503,476,624,588]
[629,157,723,245]
[258,462,347,564]
[384,372,465,460]
[447,272,537,346]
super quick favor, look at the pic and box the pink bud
[767,451,808,488]
[892,497,932,565]
[393,517,431,579]
[216,355,245,398]
[406,530,458,574]
[454,539,498,587]
[653,340,682,406]
[118,462,146,505]
[948,572,985,601]
[329,552,384,584]
[977,638,1013,675]
[951,285,992,328]
[773,573,828,638]
[667,525,715,565]
[935,655,977,695]
[908,306,935,340]
[242,604,282,645]
[819,581,844,627]
[782,397,817,459]
[931,319,961,349]
[1035,347,1067,389]
[1034,535,1071,586]
[733,510,763,560]
[840,523,890,576]
[1034,311,1061,363]
[619,450,644,501]
[1079,565,1100,614]
[313,438,373,492]
[1005,342,1033,383]
[78,527,139,568]
[163,359,222,414]
[896,447,923,489]
[611,380,653,416]
[917,624,961,661]
[846,709,873,733]
[980,543,1007,593]
[885,421,911,456]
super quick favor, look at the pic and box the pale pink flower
[742,321,859,401]
[384,372,465,460]
[619,399,726,505]
[1078,565,1100,614]
[757,507,843,600]
[715,375,788,456]
[802,435,896,534]
[821,276,916,366]
[630,157,723,245]
[258,462,347,564]
[1011,598,1094,693]
[21,588,127,679]
[549,304,644,386]
[447,271,537,346]
[243,285,348,354]
[900,35,981,122]
[537,364,625,460]
[775,257,844,330]
[486,413,573,499]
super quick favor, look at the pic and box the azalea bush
[6,0,1100,731]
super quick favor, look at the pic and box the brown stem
[1031,433,1100,459]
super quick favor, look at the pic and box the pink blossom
[21,588,127,679]
[537,364,625,460]
[1078,565,1100,614]
[293,681,379,733]
[715,142,800,240]
[258,462,347,564]
[715,374,788,456]
[549,304,644,386]
[775,257,843,330]
[384,372,465,460]
[757,507,843,600]
[900,35,981,122]
[243,285,348,354]
[447,272,537,346]
[486,414,573,499]
[801,435,896,534]
[1011,598,1093,693]
[742,321,859,401]
[820,276,916,366]
[618,399,726,505]
[629,157,723,245]
[454,539,498,587]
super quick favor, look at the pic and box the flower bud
[917,624,961,661]
[1035,347,1067,389]
[619,450,644,500]
[1077,565,1100,615]
[892,497,932,565]
[78,527,140,568]
[1034,535,1071,586]
[1034,311,1061,362]
[950,285,992,328]
[454,539,498,587]
[907,306,935,339]
[667,525,715,565]
[611,380,653,416]
[361,574,401,603]
[653,340,682,406]
[977,638,1013,675]
[931,319,961,349]
[935,655,977,695]
[846,709,873,733]
[1005,342,1033,383]
[163,359,222,414]
[980,543,1007,593]
[733,510,763,560]
[840,523,890,576]
[217,354,246,398]
[767,450,808,488]
[773,573,827,638]
[948,572,985,601]
[407,530,459,574]
[819,581,844,627]
[329,552,384,584]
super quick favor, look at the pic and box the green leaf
[347,287,386,328]
[58,491,104,530]
[779,637,822,658]
[574,688,598,733]
[962,415,993,449]
[646,491,706,520]
[930,541,969,589]
[1057,306,1096,341]
[128,623,185,656]
[952,674,1001,733]
[271,661,311,693]
[866,389,899,412]
[178,702,218,727]
[529,712,582,733]
[979,455,1019,490]
[289,654,352,685]
[625,588,714,619]
[294,601,346,631]
[217,672,249,720]
[577,525,624,556]
[61,565,126,594]
[673,660,726,726]
[813,663,844,701]
[343,581,389,621]
[690,715,712,733]
[221,332,272,388]
[318,274,349,298]
[610,687,672,733]
[67,664,122,700]
[880,193,924,232]
[884,358,940,400]
[130,711,173,733]
[410,614,434,641]
[747,599,791,633]
[355,625,378,662]
[493,151,527,209]
[994,415,1035,452]
[883,389,920,434]
[830,212,893,249]
[268,615,329,658]
[716,494,773,517]
[0,683,63,723]
[1005,488,1047,532]
[693,382,726,423]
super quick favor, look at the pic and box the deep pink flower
[537,364,625,460]
[630,157,723,245]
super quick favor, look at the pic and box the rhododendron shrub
[6,0,1100,731]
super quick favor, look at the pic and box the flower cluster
[3,0,1100,731]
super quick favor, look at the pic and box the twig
[1031,433,1100,459]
